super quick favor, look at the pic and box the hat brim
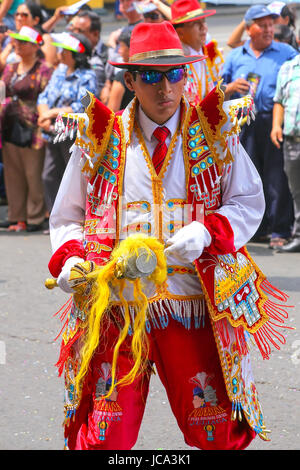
[9,32,39,44]
[51,41,79,53]
[171,9,216,25]
[109,54,206,69]
[249,12,279,21]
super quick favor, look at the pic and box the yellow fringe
[74,234,167,399]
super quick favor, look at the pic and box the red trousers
[65,310,256,450]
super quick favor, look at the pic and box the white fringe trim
[119,297,206,333]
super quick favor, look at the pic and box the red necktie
[152,126,170,175]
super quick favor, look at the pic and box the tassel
[234,325,249,356]
[261,279,289,302]
[53,296,73,322]
[215,317,230,348]
[55,329,84,377]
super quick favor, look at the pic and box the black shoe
[277,238,300,253]
[26,223,43,232]
[0,197,7,206]
[0,220,16,228]
[250,234,271,243]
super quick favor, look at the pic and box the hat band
[172,8,204,23]
[129,48,184,63]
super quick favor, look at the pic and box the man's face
[124,66,186,125]
[176,19,208,51]
[119,0,134,17]
[69,16,99,47]
[247,16,274,50]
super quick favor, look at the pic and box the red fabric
[204,40,218,62]
[88,95,115,151]
[66,306,255,450]
[199,85,224,136]
[48,239,86,278]
[204,212,235,255]
[152,126,170,174]
[171,0,216,24]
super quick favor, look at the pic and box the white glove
[164,221,212,263]
[57,256,85,293]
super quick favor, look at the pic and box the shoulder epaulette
[196,82,255,167]
[55,91,115,177]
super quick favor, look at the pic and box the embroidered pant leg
[66,314,151,450]
[149,311,256,450]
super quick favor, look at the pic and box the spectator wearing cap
[227,1,298,49]
[0,26,53,232]
[68,10,109,96]
[222,4,298,249]
[0,1,58,69]
[37,32,98,217]
[170,0,224,105]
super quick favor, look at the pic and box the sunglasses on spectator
[133,67,186,85]
[143,11,160,20]
[14,12,29,18]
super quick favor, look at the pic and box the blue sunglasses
[135,67,186,85]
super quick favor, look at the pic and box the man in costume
[170,0,224,105]
[47,21,291,450]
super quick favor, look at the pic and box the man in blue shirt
[222,4,298,249]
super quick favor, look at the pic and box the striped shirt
[273,55,300,136]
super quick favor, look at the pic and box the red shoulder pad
[198,84,226,135]
[204,40,218,62]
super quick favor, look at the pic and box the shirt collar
[137,104,180,142]
[243,39,279,55]
[182,43,203,55]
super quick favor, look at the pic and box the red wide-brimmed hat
[171,0,216,25]
[109,21,205,69]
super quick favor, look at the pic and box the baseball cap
[9,26,43,45]
[244,4,279,24]
[267,1,285,16]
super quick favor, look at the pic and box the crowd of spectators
[0,0,299,252]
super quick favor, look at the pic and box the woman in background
[0,26,53,232]
[37,32,98,217]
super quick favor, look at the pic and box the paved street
[0,212,299,451]
[0,5,300,452]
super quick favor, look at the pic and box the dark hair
[281,5,296,29]
[274,24,293,42]
[70,32,92,69]
[25,1,43,25]
[274,23,299,51]
[118,29,132,48]
[77,10,101,33]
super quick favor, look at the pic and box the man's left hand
[164,221,212,263]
